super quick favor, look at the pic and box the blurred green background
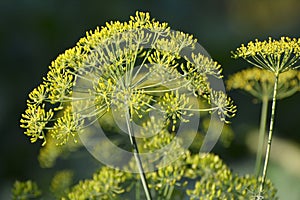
[1,0,300,199]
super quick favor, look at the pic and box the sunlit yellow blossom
[51,107,83,145]
[20,104,53,145]
[28,84,48,104]
[188,53,223,78]
[158,91,192,131]
[208,91,237,123]
[20,11,235,147]
[232,37,300,74]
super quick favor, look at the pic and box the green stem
[166,185,174,200]
[259,73,279,196]
[163,184,169,198]
[255,95,269,177]
[136,180,141,200]
[125,109,152,200]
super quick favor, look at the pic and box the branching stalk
[259,73,279,196]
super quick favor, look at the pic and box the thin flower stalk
[259,73,278,196]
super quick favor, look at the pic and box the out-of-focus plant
[62,166,128,200]
[50,170,74,199]
[185,154,277,200]
[227,67,300,176]
[11,180,42,200]
[232,37,300,196]
[12,152,278,200]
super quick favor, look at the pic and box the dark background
[1,0,300,199]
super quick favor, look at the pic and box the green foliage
[11,180,41,200]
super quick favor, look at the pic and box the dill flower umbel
[20,12,236,199]
[227,67,300,100]
[232,37,300,74]
[20,11,236,146]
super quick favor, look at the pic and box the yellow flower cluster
[63,166,127,200]
[189,53,223,78]
[232,37,300,74]
[158,91,192,131]
[185,154,278,200]
[20,104,54,145]
[227,67,300,100]
[208,91,237,123]
[20,11,236,146]
[12,180,42,200]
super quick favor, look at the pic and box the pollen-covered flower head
[227,67,300,100]
[232,37,300,74]
[20,11,236,147]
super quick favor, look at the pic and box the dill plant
[19,11,235,199]
[15,11,279,200]
[232,37,300,197]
